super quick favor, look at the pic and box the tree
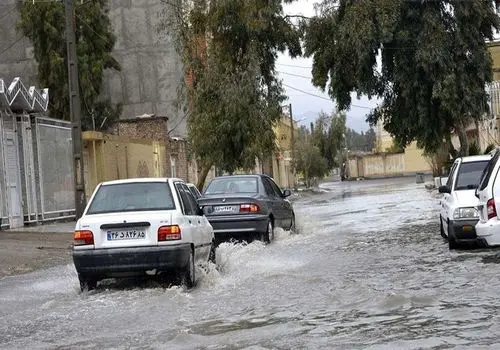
[293,127,328,187]
[162,0,301,189]
[304,0,499,157]
[18,0,121,130]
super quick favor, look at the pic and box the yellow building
[270,115,299,188]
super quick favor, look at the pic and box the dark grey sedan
[198,174,295,244]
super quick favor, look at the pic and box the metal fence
[34,117,75,221]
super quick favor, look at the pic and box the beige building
[348,120,432,178]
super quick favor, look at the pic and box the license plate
[214,205,238,213]
[107,229,146,241]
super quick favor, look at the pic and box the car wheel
[290,214,296,233]
[448,224,459,250]
[264,220,274,244]
[78,274,97,292]
[182,248,195,289]
[440,218,446,239]
[208,240,216,264]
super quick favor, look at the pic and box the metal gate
[1,115,23,228]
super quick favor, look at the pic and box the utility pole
[65,0,86,219]
[288,103,296,190]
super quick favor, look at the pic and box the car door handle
[188,220,192,224]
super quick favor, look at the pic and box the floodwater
[2,177,500,349]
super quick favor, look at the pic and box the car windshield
[204,177,258,195]
[454,161,490,191]
[87,182,175,214]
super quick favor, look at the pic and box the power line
[282,83,376,110]
[0,36,26,58]
[277,63,312,69]
[277,70,312,79]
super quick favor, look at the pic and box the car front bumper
[449,219,479,243]
[206,214,269,240]
[476,218,500,247]
[73,243,191,277]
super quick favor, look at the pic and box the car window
[87,182,175,215]
[261,177,276,196]
[454,161,490,191]
[478,152,500,191]
[175,183,196,215]
[182,184,201,215]
[187,185,201,199]
[268,177,283,197]
[446,162,458,188]
[204,177,258,195]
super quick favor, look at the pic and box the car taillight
[73,230,94,246]
[158,225,181,241]
[487,198,497,220]
[240,204,259,213]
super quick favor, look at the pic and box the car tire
[208,240,216,264]
[78,274,97,292]
[290,214,296,233]
[263,220,274,244]
[182,248,195,289]
[448,224,459,250]
[440,218,447,239]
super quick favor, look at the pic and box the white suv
[439,155,491,249]
[72,178,215,291]
[475,149,500,247]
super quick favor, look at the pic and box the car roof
[459,155,491,163]
[211,174,261,180]
[99,178,183,186]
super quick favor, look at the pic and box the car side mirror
[283,189,292,198]
[438,185,451,194]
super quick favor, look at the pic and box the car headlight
[453,207,479,220]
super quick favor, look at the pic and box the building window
[170,155,177,178]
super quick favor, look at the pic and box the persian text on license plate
[107,229,146,241]
[214,205,238,213]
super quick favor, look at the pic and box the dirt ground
[0,232,73,278]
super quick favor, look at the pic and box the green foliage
[468,142,481,156]
[293,127,328,187]
[304,0,499,154]
[312,111,346,169]
[17,0,120,130]
[385,140,405,153]
[484,143,496,154]
[163,0,301,185]
[345,127,376,152]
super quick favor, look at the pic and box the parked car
[187,183,202,199]
[439,154,491,249]
[72,178,215,291]
[475,148,500,247]
[198,174,295,244]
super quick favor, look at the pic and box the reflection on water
[2,178,500,349]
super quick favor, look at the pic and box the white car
[72,178,215,291]
[475,148,500,247]
[439,155,491,249]
[187,183,202,199]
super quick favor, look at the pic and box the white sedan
[72,178,215,291]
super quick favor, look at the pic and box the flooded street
[2,177,500,349]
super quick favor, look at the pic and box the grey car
[198,174,295,244]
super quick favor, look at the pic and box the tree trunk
[456,123,469,157]
[196,163,213,191]
[445,133,458,160]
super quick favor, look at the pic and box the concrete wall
[349,151,432,179]
[0,1,186,137]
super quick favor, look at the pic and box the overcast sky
[277,0,380,132]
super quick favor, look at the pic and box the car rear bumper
[206,214,269,237]
[449,219,479,242]
[476,219,500,247]
[73,243,191,277]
